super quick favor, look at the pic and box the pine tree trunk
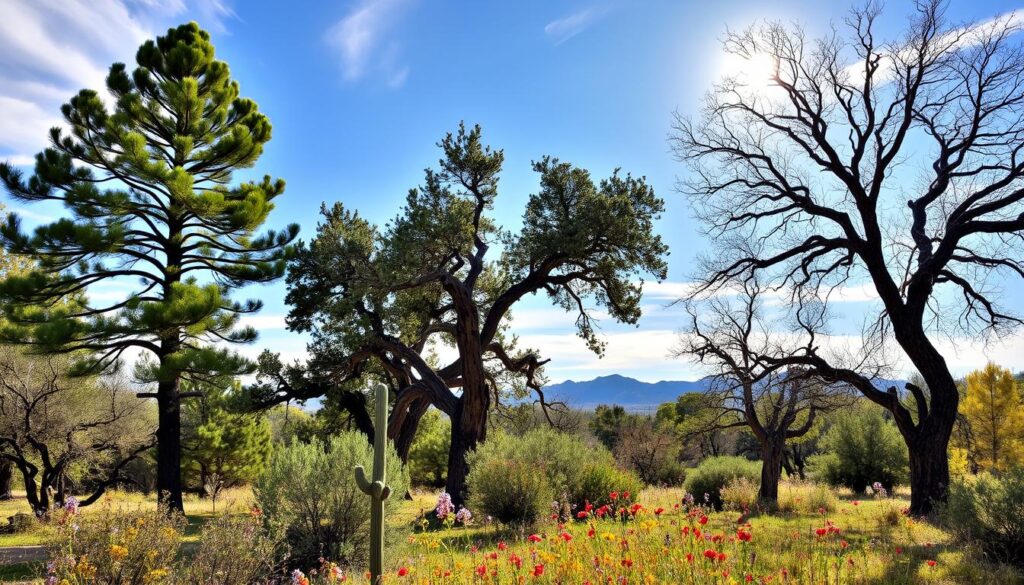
[0,461,12,500]
[156,376,185,514]
[758,441,785,506]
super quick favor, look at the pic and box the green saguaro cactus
[355,383,392,584]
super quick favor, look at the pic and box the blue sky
[2,0,1024,384]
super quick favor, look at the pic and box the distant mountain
[543,374,712,411]
[544,374,909,412]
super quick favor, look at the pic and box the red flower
[587,527,595,538]
[630,503,643,515]
[621,559,633,568]
[610,492,619,500]
[476,565,487,577]
[815,528,828,537]
[559,531,573,542]
[686,553,694,563]
[510,554,522,569]
[584,502,594,512]
[533,564,544,577]
[704,549,718,560]
[498,541,508,551]
[737,529,752,542]
[717,552,728,562]
[895,547,903,555]
[397,567,409,577]
[927,560,937,567]
[654,507,665,516]
[623,491,630,499]
[698,515,709,525]
[745,574,753,582]
[528,534,542,543]
[852,500,860,506]
[577,511,589,519]
[840,540,849,549]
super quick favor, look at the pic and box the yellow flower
[109,544,129,561]
[144,567,170,583]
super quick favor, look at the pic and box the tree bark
[156,376,185,514]
[758,440,785,506]
[0,461,12,500]
[445,393,488,508]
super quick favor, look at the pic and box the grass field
[1,485,1021,584]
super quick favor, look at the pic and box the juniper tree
[282,124,667,505]
[0,23,297,512]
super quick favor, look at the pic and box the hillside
[543,374,711,411]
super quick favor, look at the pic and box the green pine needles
[0,22,298,512]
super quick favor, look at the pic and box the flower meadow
[27,486,1023,585]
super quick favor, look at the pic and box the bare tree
[672,0,1024,514]
[676,281,852,504]
[0,348,154,516]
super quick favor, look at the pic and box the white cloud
[0,0,236,165]
[324,0,410,86]
[544,5,608,45]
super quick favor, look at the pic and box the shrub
[407,409,450,487]
[466,458,553,526]
[942,469,1024,567]
[253,431,409,570]
[776,480,838,514]
[567,463,644,510]
[720,476,759,512]
[45,503,184,585]
[467,428,639,522]
[682,456,760,509]
[613,421,687,486]
[810,405,908,493]
[183,513,279,584]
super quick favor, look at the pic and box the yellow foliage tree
[961,363,1024,472]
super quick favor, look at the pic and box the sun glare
[717,50,777,92]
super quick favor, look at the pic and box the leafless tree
[675,281,853,504]
[672,0,1024,514]
[0,348,154,516]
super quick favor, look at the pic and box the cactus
[354,383,392,584]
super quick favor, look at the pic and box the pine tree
[0,23,297,512]
[962,363,1024,473]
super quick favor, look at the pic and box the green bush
[810,405,908,493]
[467,458,554,526]
[253,432,409,569]
[942,469,1024,567]
[467,428,639,524]
[683,456,760,509]
[776,480,838,514]
[720,476,759,512]
[184,513,279,584]
[407,409,450,487]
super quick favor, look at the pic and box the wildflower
[510,553,523,569]
[927,560,937,567]
[476,565,487,577]
[852,500,860,506]
[62,496,80,516]
[895,547,903,555]
[872,482,888,497]
[621,558,633,568]
[815,528,828,537]
[610,491,619,500]
[577,511,589,519]
[704,549,718,560]
[498,541,508,551]
[291,569,310,585]
[698,515,709,525]
[109,545,128,561]
[455,506,473,525]
[533,564,544,577]
[654,507,664,516]
[841,540,849,549]
[630,503,643,515]
[717,552,728,562]
[397,567,409,577]
[528,534,542,543]
[737,529,752,542]
[559,531,573,542]
[435,492,454,520]
[623,491,630,499]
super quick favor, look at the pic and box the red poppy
[704,549,718,560]
[686,553,694,563]
[623,491,631,499]
[815,528,828,537]
[745,574,753,582]
[498,541,508,551]
[510,554,522,569]
[737,529,752,542]
[717,552,728,562]
[527,534,542,543]
[699,515,709,525]
[621,558,633,568]
[610,492,619,500]
[577,511,589,519]
[533,564,544,577]
[895,547,903,555]
[630,503,643,515]
[840,540,849,549]
[476,565,487,577]
[654,507,665,516]
[559,531,573,542]
[927,560,937,567]
[587,527,595,538]
[397,567,409,577]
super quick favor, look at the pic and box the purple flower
[435,491,454,520]
[455,506,472,524]
[63,496,80,515]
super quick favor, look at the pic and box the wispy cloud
[0,0,237,165]
[544,5,609,45]
[324,0,411,87]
